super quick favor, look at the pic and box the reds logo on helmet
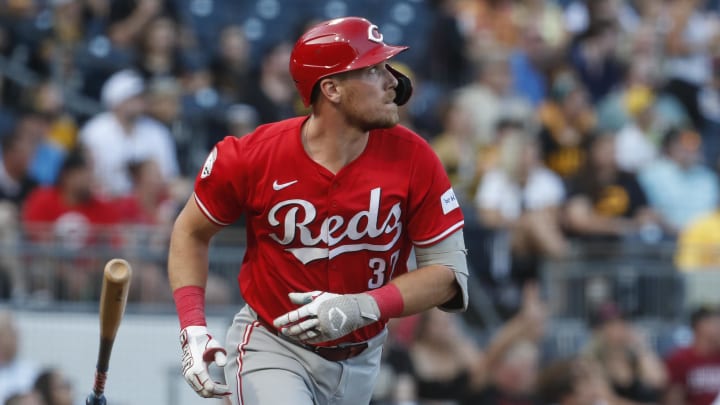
[289,17,408,107]
[267,188,402,264]
[367,24,383,43]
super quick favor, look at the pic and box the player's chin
[372,113,399,129]
[378,104,400,126]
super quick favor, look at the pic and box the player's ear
[318,77,342,105]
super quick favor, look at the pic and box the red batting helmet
[290,17,411,107]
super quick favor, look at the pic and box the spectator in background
[0,311,38,404]
[0,114,40,299]
[431,96,480,207]
[421,0,472,90]
[463,0,522,52]
[22,147,120,299]
[34,368,73,405]
[615,86,661,173]
[538,70,596,180]
[662,0,720,130]
[537,356,632,405]
[514,0,569,55]
[563,131,661,242]
[664,305,720,405]
[80,69,179,197]
[508,24,552,108]
[22,147,119,249]
[456,50,533,148]
[675,196,720,270]
[595,54,684,137]
[242,41,298,124]
[461,283,547,404]
[407,308,485,404]
[698,56,720,173]
[474,129,567,316]
[371,318,418,405]
[638,127,719,236]
[107,0,175,50]
[582,302,667,404]
[145,76,182,129]
[116,159,176,227]
[26,82,75,186]
[475,128,567,260]
[0,117,39,206]
[210,25,252,103]
[225,103,259,138]
[3,391,43,405]
[568,19,625,104]
[143,75,199,177]
[30,80,77,151]
[133,15,184,80]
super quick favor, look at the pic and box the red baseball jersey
[665,346,720,405]
[194,116,464,344]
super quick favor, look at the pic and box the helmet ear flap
[386,64,413,106]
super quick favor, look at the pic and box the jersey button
[331,200,337,208]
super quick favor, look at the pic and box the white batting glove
[273,291,381,344]
[180,326,231,398]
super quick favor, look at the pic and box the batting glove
[180,326,231,398]
[273,291,381,344]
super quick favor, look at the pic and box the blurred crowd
[0,311,73,405]
[371,292,720,405]
[0,0,720,404]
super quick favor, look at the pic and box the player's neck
[302,115,369,174]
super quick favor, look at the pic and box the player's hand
[273,291,381,344]
[179,326,231,398]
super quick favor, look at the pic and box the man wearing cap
[167,17,469,404]
[79,69,179,197]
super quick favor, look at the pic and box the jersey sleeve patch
[440,187,460,215]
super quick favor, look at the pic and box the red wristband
[173,285,207,329]
[367,283,404,319]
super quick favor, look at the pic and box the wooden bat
[86,259,132,405]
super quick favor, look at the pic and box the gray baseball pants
[224,305,387,405]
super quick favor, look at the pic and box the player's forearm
[168,198,223,328]
[168,226,211,291]
[389,264,458,316]
[168,199,219,291]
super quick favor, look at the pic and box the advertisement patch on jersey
[201,147,217,179]
[441,187,459,214]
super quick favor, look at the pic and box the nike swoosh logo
[273,180,298,191]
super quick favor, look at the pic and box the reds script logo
[268,188,401,264]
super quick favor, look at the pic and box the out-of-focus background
[1,0,720,404]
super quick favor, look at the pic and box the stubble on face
[338,77,399,131]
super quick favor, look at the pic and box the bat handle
[92,369,108,397]
[85,392,107,405]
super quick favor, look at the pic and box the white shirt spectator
[615,123,658,172]
[664,11,719,86]
[475,166,565,220]
[0,357,38,403]
[80,112,179,196]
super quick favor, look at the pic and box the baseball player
[169,16,469,405]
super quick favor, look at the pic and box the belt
[254,315,369,362]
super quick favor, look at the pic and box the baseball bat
[86,259,132,405]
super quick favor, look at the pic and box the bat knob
[86,393,106,405]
